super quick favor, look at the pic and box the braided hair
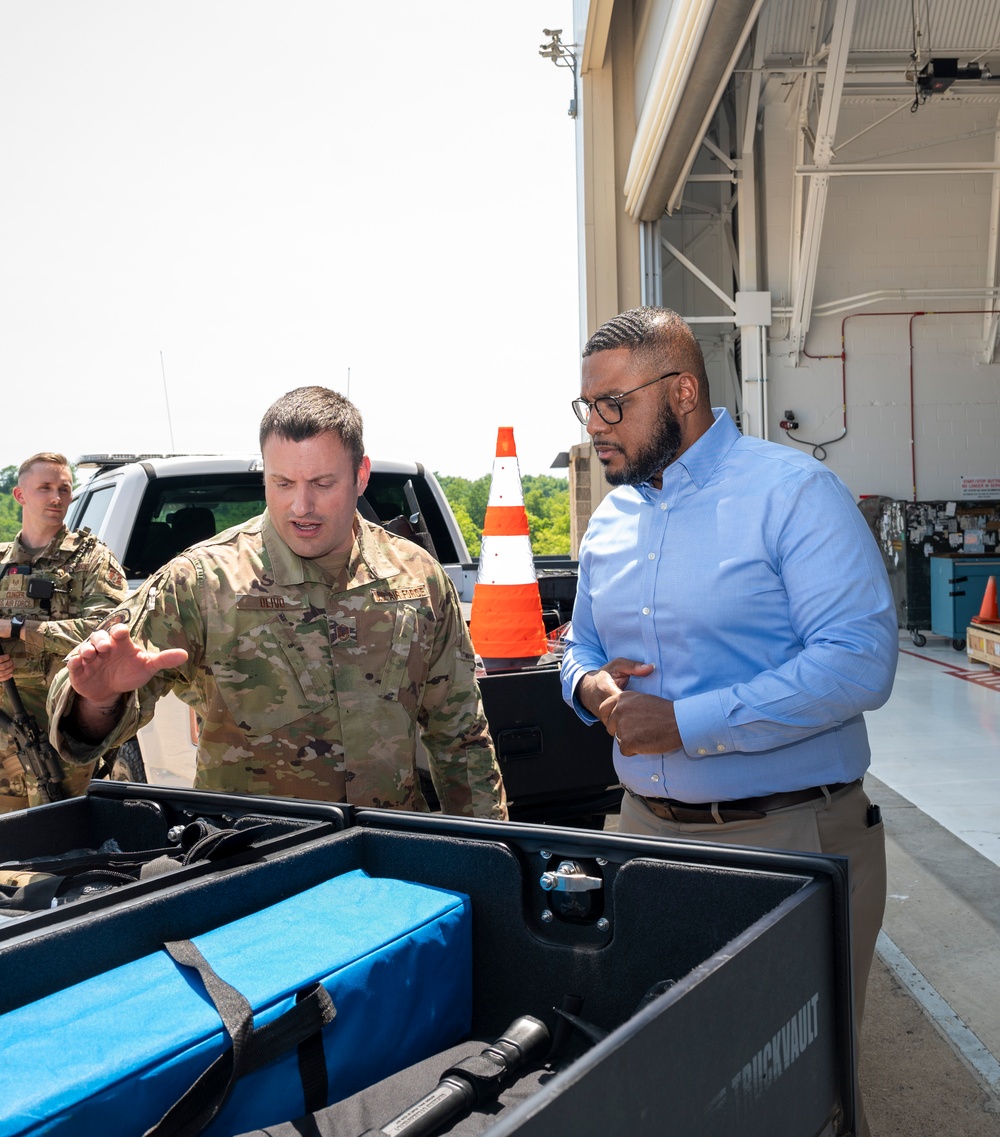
[583,307,709,399]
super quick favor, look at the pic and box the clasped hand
[585,657,681,756]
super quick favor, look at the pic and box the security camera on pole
[469,428,548,672]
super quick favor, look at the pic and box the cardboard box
[967,623,1000,671]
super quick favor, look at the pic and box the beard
[603,401,683,486]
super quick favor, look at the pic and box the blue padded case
[0,869,472,1137]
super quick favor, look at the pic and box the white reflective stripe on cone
[485,461,524,505]
[476,536,537,585]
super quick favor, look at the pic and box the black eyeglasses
[571,371,680,426]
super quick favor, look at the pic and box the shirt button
[660,503,667,511]
[716,744,726,752]
[650,774,660,783]
[697,748,707,755]
[647,552,655,560]
[642,607,651,615]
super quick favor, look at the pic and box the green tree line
[436,473,570,557]
[0,466,21,542]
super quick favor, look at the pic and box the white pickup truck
[66,453,619,826]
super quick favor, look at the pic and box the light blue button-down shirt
[561,409,898,802]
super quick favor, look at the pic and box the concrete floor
[594,634,1000,1134]
[860,635,1000,1134]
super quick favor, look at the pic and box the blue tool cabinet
[929,556,1000,648]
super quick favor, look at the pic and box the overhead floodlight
[914,57,1000,96]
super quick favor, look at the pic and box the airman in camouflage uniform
[1,453,129,811]
[48,389,507,819]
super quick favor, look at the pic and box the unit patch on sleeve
[371,587,427,603]
[97,608,133,632]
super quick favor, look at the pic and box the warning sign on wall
[961,477,1000,500]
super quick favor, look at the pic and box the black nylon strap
[142,938,336,1137]
[143,939,254,1137]
[296,986,331,1113]
[182,824,269,864]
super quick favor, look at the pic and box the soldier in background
[0,452,129,810]
[49,387,507,819]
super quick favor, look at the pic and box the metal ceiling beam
[737,25,767,438]
[662,0,769,217]
[796,161,1000,174]
[788,0,859,360]
[661,236,737,312]
[985,109,1000,362]
[580,0,615,74]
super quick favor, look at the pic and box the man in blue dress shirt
[562,306,897,1137]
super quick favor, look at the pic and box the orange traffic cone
[971,575,999,625]
[469,427,548,671]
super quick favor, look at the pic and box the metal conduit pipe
[799,310,1000,498]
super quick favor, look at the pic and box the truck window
[364,471,459,564]
[123,474,266,579]
[71,485,116,537]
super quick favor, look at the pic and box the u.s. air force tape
[371,587,427,603]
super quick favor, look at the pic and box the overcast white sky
[0,1,583,482]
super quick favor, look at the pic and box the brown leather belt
[624,781,859,825]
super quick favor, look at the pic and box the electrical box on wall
[735,291,772,326]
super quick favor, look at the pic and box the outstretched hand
[66,623,189,705]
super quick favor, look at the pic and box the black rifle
[0,677,66,804]
[360,1015,551,1137]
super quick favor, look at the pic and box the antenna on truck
[160,350,177,451]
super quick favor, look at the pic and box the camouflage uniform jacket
[49,511,507,818]
[1,526,129,802]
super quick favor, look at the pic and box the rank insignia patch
[329,617,357,644]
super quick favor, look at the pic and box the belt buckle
[640,794,678,822]
[660,799,681,822]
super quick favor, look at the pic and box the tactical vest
[0,528,101,687]
[0,528,101,624]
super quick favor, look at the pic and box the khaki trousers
[619,780,885,1137]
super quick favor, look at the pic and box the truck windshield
[122,469,458,580]
[123,474,266,578]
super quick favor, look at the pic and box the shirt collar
[14,524,69,562]
[261,510,400,588]
[627,409,737,502]
[666,407,740,490]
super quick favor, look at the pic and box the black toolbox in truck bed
[0,780,857,1136]
[477,663,621,827]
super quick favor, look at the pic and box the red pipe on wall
[802,310,1000,500]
